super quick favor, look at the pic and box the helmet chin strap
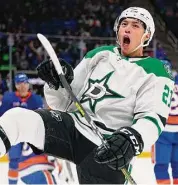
[128,32,148,55]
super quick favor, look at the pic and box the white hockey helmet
[114,7,155,46]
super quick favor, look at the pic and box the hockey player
[0,73,59,184]
[0,73,43,115]
[0,7,174,184]
[153,73,178,185]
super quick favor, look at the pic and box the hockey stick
[37,33,137,185]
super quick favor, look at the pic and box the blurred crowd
[0,0,125,35]
[154,0,178,38]
[155,0,178,17]
[0,0,126,70]
[0,0,172,98]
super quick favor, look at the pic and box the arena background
[0,0,178,184]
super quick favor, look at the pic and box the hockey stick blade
[37,33,64,75]
[37,33,137,185]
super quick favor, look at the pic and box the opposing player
[0,73,43,114]
[153,72,178,185]
[0,7,174,184]
[0,73,60,184]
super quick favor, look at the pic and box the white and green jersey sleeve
[44,45,174,149]
[130,57,174,149]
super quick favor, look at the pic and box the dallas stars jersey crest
[44,45,174,148]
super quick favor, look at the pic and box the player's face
[118,18,148,56]
[15,82,29,93]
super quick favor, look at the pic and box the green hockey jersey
[44,45,174,149]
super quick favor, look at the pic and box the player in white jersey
[0,7,174,184]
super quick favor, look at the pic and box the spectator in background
[26,38,44,69]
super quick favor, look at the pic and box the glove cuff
[116,127,144,156]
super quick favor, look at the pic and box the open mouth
[123,36,130,45]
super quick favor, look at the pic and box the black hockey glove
[36,58,74,90]
[94,127,144,170]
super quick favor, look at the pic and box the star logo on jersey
[80,71,125,113]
